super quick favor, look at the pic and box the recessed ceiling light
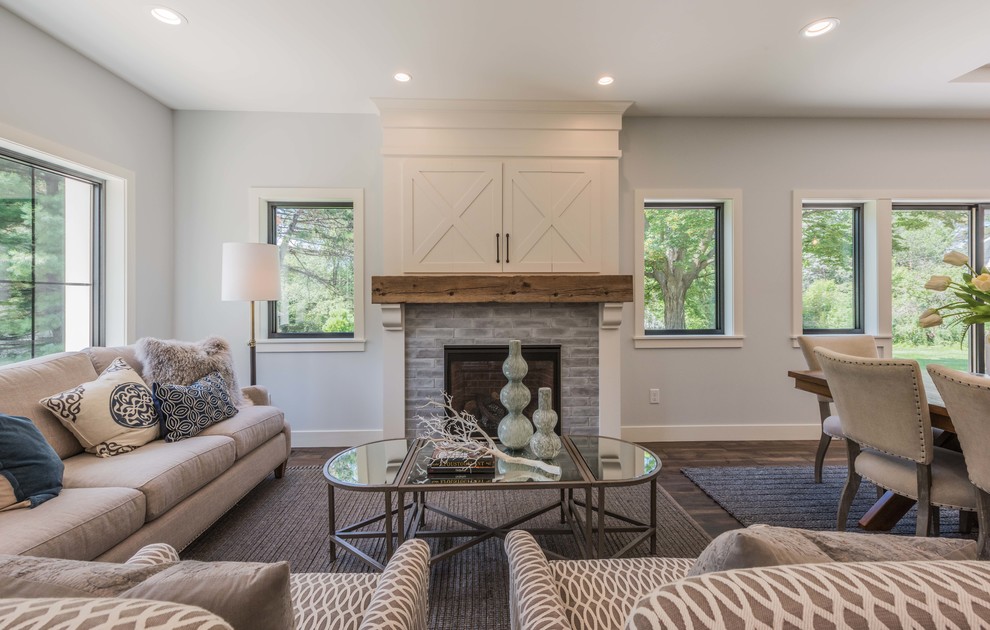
[801,17,839,37]
[150,6,185,25]
[597,76,614,86]
[394,72,412,82]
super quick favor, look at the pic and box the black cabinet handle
[495,233,500,263]
[505,233,510,263]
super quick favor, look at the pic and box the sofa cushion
[626,560,990,630]
[198,405,285,458]
[83,345,147,381]
[154,373,238,442]
[549,557,694,630]
[137,337,246,406]
[291,573,379,630]
[0,352,98,459]
[0,414,64,510]
[687,524,978,577]
[62,436,236,521]
[40,358,160,457]
[0,487,145,560]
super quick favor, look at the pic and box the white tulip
[924,275,952,291]
[943,251,969,266]
[918,310,943,328]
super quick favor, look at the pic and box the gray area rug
[183,466,711,630]
[682,464,969,535]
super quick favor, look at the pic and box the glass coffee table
[323,436,661,568]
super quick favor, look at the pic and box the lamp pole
[249,299,257,386]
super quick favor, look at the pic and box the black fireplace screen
[443,345,562,438]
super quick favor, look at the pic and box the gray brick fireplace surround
[403,303,600,437]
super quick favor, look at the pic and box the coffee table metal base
[396,487,595,565]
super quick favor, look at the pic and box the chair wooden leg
[930,507,941,537]
[977,490,990,560]
[837,441,861,531]
[916,465,933,537]
[274,462,286,479]
[814,431,832,484]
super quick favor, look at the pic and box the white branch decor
[416,395,562,478]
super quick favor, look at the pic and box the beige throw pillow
[688,524,978,576]
[0,554,293,630]
[39,358,159,457]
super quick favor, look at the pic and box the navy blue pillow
[0,414,64,509]
[153,372,237,442]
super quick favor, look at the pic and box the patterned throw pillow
[39,358,159,458]
[137,337,247,406]
[153,372,237,442]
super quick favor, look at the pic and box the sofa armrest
[125,543,180,566]
[241,385,271,406]
[359,539,431,630]
[625,559,990,630]
[504,531,572,630]
[0,597,233,630]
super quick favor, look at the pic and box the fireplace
[444,345,562,438]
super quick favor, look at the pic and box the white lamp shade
[221,242,281,301]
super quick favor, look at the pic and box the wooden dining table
[788,369,957,531]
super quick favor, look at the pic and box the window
[250,187,365,352]
[268,201,355,338]
[643,203,723,334]
[634,189,743,348]
[891,204,985,372]
[0,149,103,365]
[801,204,864,334]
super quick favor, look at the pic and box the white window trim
[633,188,744,349]
[248,187,366,353]
[790,189,990,354]
[0,128,135,346]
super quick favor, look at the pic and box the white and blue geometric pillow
[153,372,237,442]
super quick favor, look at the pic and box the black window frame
[0,146,105,360]
[643,201,724,336]
[892,202,986,372]
[801,202,865,335]
[266,200,356,340]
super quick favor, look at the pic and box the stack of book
[427,447,495,475]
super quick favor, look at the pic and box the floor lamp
[221,242,281,386]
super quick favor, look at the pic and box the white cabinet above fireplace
[402,157,602,273]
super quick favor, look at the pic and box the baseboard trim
[291,429,384,448]
[621,423,823,443]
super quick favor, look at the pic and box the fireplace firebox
[443,345,562,438]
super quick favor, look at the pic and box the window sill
[634,335,744,349]
[256,338,366,353]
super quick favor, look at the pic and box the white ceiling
[3,0,990,118]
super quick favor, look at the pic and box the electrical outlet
[649,388,660,404]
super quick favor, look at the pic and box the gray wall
[0,7,174,338]
[172,111,384,444]
[618,117,990,437]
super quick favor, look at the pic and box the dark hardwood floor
[288,439,847,539]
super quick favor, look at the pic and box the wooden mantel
[371,275,633,304]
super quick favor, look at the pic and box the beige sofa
[0,345,290,562]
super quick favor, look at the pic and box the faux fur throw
[135,336,248,407]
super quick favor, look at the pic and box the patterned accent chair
[506,529,990,630]
[0,539,431,630]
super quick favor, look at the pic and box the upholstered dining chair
[815,348,977,537]
[927,364,990,559]
[797,335,879,483]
